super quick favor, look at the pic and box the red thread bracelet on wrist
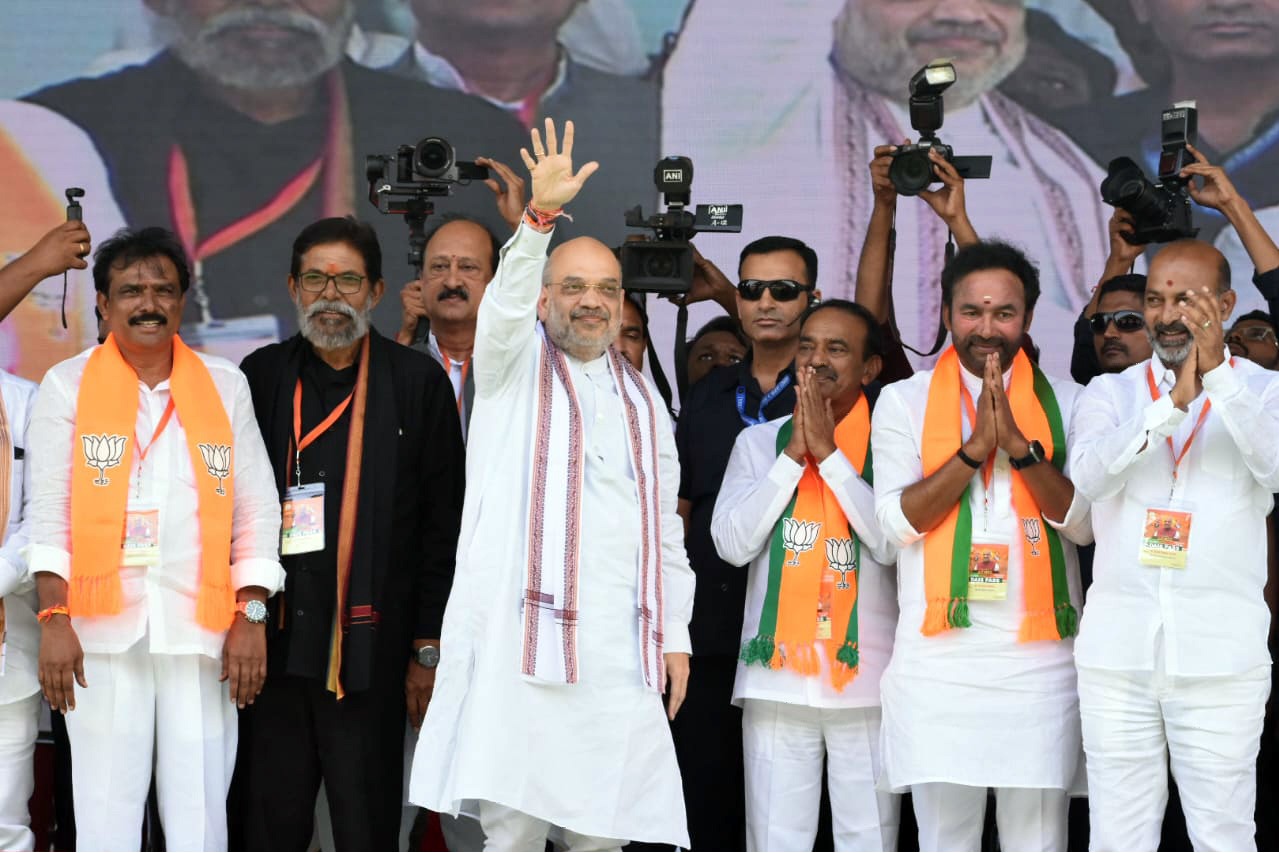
[524,204,565,231]
[37,604,70,624]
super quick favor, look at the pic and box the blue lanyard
[735,374,792,427]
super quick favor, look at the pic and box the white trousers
[911,783,1067,852]
[0,693,40,851]
[64,638,237,852]
[1078,661,1269,852]
[478,801,623,852]
[743,699,900,852]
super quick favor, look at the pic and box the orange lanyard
[292,380,353,487]
[168,72,353,278]
[437,344,470,415]
[1144,361,1230,495]
[133,398,176,497]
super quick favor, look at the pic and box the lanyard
[736,374,792,427]
[133,397,177,497]
[959,383,996,530]
[1145,361,1230,499]
[167,72,354,324]
[437,344,471,416]
[292,380,354,487]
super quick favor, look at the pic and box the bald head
[1148,239,1232,295]
[539,237,625,361]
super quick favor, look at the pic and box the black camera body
[621,156,743,294]
[888,62,992,196]
[366,136,488,217]
[1099,101,1199,244]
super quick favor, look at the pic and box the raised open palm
[520,118,599,211]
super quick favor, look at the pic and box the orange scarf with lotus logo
[71,334,236,632]
[739,395,872,691]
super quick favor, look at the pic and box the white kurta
[871,364,1092,792]
[410,224,695,848]
[711,415,898,709]
[0,370,37,706]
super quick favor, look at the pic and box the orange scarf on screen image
[70,334,235,632]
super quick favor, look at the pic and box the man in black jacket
[24,0,525,347]
[238,216,464,850]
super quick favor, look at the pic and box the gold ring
[78,242,86,254]
[1202,321,1212,329]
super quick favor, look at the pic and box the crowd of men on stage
[0,111,1277,853]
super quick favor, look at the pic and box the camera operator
[0,220,92,322]
[673,235,819,850]
[1070,210,1152,385]
[857,142,981,385]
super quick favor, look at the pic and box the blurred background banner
[2,0,1275,389]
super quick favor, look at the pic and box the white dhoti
[743,699,898,852]
[1078,657,1269,852]
[479,801,622,852]
[64,636,237,852]
[0,692,40,851]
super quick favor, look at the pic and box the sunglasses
[1226,326,1277,346]
[1089,309,1144,334]
[736,279,813,302]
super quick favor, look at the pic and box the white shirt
[25,347,285,659]
[410,224,695,848]
[0,370,37,704]
[712,414,898,710]
[426,332,469,441]
[1070,354,1279,677]
[871,363,1092,790]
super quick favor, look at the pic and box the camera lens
[1100,158,1168,223]
[413,137,454,178]
[888,150,934,196]
[643,252,677,280]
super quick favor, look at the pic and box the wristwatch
[414,644,441,669]
[236,599,269,624]
[1009,439,1046,470]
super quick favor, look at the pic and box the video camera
[889,61,993,196]
[1099,101,1199,244]
[620,156,742,294]
[366,137,489,271]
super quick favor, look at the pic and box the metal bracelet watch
[235,599,269,624]
[1009,439,1046,470]
[414,644,440,669]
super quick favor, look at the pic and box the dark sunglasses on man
[736,279,814,302]
[1089,309,1144,335]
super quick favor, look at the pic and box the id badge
[122,504,161,566]
[968,534,1010,601]
[183,315,280,367]
[1139,506,1193,569]
[281,483,325,556]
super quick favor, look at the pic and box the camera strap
[893,227,952,359]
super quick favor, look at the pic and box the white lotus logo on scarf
[82,434,127,486]
[197,443,231,496]
[825,538,857,590]
[782,518,820,566]
[1021,517,1043,557]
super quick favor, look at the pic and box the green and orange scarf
[740,395,873,691]
[70,334,236,632]
[920,346,1076,641]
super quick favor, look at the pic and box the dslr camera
[621,156,742,294]
[1099,101,1199,244]
[889,61,993,196]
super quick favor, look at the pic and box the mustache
[1101,340,1128,354]
[438,286,469,302]
[906,21,1003,46]
[199,6,331,42]
[1155,321,1190,337]
[129,313,167,326]
[811,365,837,381]
[305,299,357,321]
[571,307,609,321]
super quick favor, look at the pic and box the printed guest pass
[968,537,1010,601]
[1139,507,1192,569]
[281,483,325,556]
[122,505,160,565]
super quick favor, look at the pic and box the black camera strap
[893,226,951,359]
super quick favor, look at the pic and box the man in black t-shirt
[25,0,524,352]
[673,235,819,851]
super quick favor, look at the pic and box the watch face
[243,599,268,623]
[418,645,440,668]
